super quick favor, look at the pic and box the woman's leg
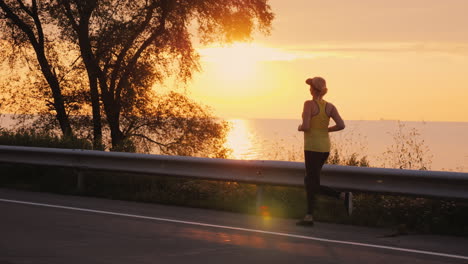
[316,152,341,198]
[315,153,353,216]
[304,151,329,215]
[320,185,341,198]
[304,151,353,219]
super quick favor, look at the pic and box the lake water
[225,119,468,172]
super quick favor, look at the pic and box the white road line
[1,198,467,261]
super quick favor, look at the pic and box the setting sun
[189,42,302,111]
[198,42,297,82]
[198,43,258,81]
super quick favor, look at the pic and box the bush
[0,129,92,149]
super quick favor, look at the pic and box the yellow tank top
[304,99,331,152]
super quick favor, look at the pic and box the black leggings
[304,151,340,214]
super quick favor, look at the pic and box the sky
[179,0,468,122]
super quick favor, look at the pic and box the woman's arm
[298,101,312,131]
[328,104,345,132]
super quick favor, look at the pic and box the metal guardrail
[0,145,467,199]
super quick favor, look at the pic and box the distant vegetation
[380,121,433,170]
[0,129,92,150]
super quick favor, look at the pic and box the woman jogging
[297,76,352,226]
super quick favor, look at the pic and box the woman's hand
[298,124,303,131]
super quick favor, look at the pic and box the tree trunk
[106,104,124,149]
[110,120,124,149]
[77,25,103,150]
[98,86,123,149]
[36,47,73,138]
[88,76,103,149]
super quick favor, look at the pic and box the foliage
[49,0,274,147]
[0,128,92,149]
[122,91,231,157]
[328,149,370,167]
[1,0,274,150]
[0,0,76,137]
[380,121,432,170]
[2,91,231,157]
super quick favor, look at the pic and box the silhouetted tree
[118,91,231,157]
[1,0,274,154]
[52,0,274,149]
[0,0,73,138]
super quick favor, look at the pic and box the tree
[0,0,73,138]
[1,0,274,155]
[52,0,274,149]
[121,91,231,158]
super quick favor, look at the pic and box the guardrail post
[75,169,84,192]
[256,184,264,215]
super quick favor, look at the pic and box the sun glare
[198,43,296,82]
[199,43,258,81]
[225,119,255,159]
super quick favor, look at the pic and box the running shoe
[296,214,314,226]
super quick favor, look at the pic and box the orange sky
[176,0,468,122]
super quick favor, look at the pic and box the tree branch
[14,0,44,46]
[59,0,79,32]
[57,55,81,84]
[115,0,170,102]
[109,1,158,95]
[0,0,39,49]
[130,133,169,148]
[16,0,33,17]
[30,0,44,47]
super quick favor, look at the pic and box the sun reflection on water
[225,119,256,160]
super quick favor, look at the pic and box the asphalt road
[1,188,467,264]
